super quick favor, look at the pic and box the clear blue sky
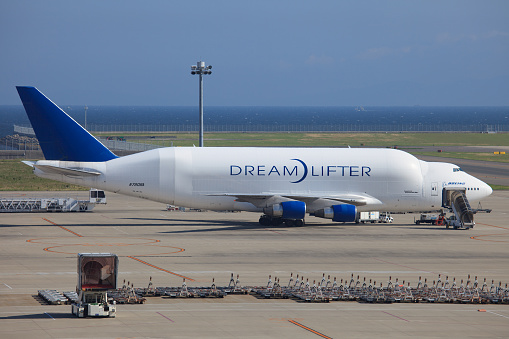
[1,0,508,106]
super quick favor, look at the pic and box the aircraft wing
[286,193,383,206]
[208,192,382,208]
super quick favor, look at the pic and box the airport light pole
[84,105,88,130]
[191,61,212,147]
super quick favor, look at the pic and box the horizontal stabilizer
[22,160,35,168]
[34,164,101,177]
[16,86,117,162]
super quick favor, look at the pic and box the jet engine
[263,201,306,220]
[314,204,357,222]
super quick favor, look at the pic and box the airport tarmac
[1,191,509,338]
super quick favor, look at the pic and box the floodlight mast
[84,105,88,130]
[190,61,212,147]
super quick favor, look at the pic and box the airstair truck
[72,253,118,318]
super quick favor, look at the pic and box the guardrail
[87,123,509,133]
[13,123,509,135]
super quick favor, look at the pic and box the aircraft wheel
[285,219,295,227]
[271,217,283,226]
[294,219,304,227]
[259,216,270,226]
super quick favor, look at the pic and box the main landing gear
[258,215,305,227]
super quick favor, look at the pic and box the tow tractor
[71,253,118,318]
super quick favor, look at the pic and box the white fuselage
[32,147,492,214]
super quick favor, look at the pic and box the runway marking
[470,233,509,242]
[3,283,12,289]
[372,258,435,274]
[42,244,185,255]
[382,311,410,322]
[471,223,509,242]
[477,223,509,231]
[27,236,186,258]
[486,310,509,319]
[288,319,333,339]
[42,218,82,237]
[127,256,194,281]
[114,226,129,234]
[27,237,161,245]
[264,228,285,235]
[44,312,55,320]
[156,311,175,322]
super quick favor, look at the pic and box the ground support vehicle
[356,211,379,223]
[415,213,445,225]
[379,212,394,223]
[71,253,118,318]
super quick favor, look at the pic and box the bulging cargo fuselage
[31,146,492,214]
[17,86,492,225]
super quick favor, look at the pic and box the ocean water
[2,105,509,138]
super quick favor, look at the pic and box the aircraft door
[431,182,438,196]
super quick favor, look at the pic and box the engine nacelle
[263,201,306,220]
[314,204,357,222]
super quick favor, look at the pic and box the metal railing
[13,123,509,135]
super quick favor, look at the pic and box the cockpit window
[453,167,462,172]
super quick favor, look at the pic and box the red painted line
[470,233,509,242]
[127,256,194,281]
[288,320,333,339]
[264,228,285,235]
[382,311,410,322]
[157,311,175,322]
[42,218,83,237]
[373,258,435,274]
[471,223,509,242]
[477,223,509,231]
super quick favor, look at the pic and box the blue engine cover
[332,204,357,222]
[281,201,306,220]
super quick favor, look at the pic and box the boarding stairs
[0,197,91,212]
[442,189,475,229]
[0,189,106,213]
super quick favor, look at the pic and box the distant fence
[88,124,509,133]
[12,123,509,136]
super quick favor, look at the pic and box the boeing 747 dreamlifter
[17,86,492,227]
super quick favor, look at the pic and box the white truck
[356,211,380,223]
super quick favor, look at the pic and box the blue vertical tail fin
[16,86,117,162]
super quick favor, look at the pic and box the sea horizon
[2,105,509,138]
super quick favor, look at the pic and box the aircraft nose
[485,183,493,197]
